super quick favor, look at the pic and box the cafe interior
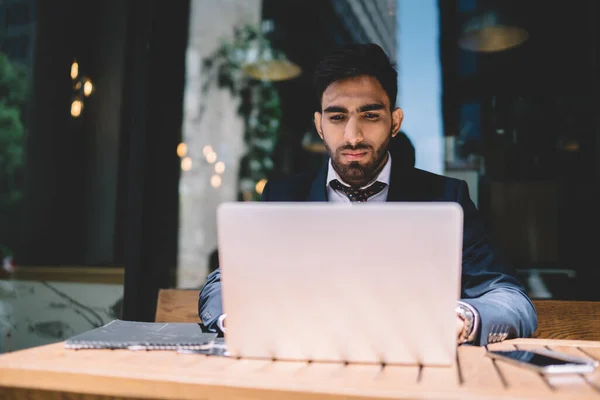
[0,0,598,398]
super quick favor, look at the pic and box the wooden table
[0,339,599,399]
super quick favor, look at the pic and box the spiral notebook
[64,319,217,351]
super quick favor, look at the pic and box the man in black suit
[199,43,537,345]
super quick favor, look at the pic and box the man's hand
[456,315,466,345]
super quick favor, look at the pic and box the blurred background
[0,0,597,352]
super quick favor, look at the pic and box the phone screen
[492,350,584,367]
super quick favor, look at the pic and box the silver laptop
[216,202,463,366]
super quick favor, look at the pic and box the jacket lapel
[386,164,415,202]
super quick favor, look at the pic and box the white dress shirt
[326,152,392,202]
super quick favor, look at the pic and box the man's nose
[343,117,363,146]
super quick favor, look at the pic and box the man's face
[314,75,403,187]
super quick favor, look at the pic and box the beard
[326,134,391,188]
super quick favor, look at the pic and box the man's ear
[391,108,404,137]
[314,112,323,139]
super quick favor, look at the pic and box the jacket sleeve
[198,268,223,332]
[455,180,538,345]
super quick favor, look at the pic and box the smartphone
[486,349,598,374]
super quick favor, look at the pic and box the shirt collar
[326,152,392,189]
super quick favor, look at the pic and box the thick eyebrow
[323,106,347,113]
[323,103,386,113]
[358,103,386,112]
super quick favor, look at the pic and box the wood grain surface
[154,289,201,323]
[532,300,600,340]
[0,339,599,399]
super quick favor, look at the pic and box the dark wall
[21,0,133,266]
[21,0,84,264]
[440,0,599,299]
[81,1,129,265]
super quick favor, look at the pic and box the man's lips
[341,151,368,160]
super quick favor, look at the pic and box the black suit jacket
[199,159,538,345]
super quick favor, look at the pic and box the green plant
[201,24,282,201]
[0,53,28,261]
[0,52,27,205]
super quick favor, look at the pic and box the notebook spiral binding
[64,341,215,351]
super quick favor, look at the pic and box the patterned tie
[329,179,387,202]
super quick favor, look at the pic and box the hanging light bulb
[205,151,217,164]
[241,20,301,81]
[215,161,225,174]
[71,99,83,117]
[71,60,79,80]
[459,11,529,53]
[210,175,222,188]
[181,157,192,171]
[177,143,188,157]
[202,145,213,157]
[69,60,94,117]
[83,78,94,97]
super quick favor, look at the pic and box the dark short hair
[314,43,398,110]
